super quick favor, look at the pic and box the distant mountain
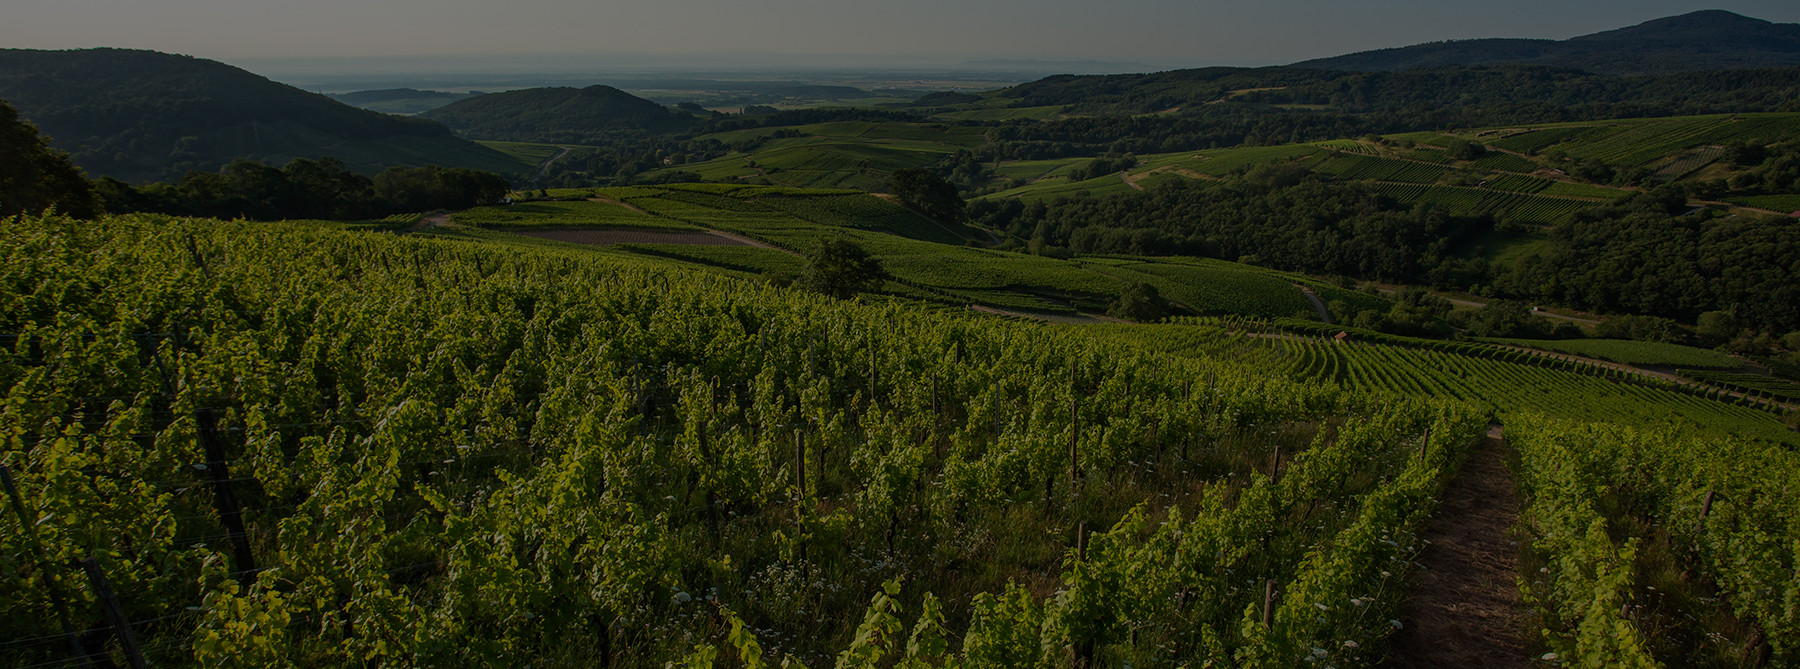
[989,64,1800,128]
[420,85,697,144]
[330,88,478,115]
[958,59,1156,75]
[0,49,523,182]
[1293,10,1800,75]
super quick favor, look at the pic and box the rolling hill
[0,48,524,182]
[328,88,478,115]
[420,84,700,144]
[1292,10,1800,75]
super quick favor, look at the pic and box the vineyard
[1367,184,1596,225]
[1507,416,1800,666]
[1316,154,1448,184]
[1477,337,1743,369]
[1678,370,1800,403]
[3,214,1486,668]
[1143,320,1798,446]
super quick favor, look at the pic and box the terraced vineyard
[1679,370,1800,402]
[1478,337,1743,369]
[1143,319,1798,446]
[1474,114,1800,169]
[1317,154,1448,184]
[1369,184,1597,224]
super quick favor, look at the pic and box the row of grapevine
[1507,415,1800,666]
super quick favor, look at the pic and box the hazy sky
[7,0,1800,69]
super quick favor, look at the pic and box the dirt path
[538,146,573,179]
[1120,170,1145,191]
[587,197,650,216]
[1386,425,1530,668]
[1294,284,1333,324]
[968,304,1121,324]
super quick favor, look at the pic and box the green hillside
[0,48,523,182]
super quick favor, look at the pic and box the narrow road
[1120,170,1144,191]
[538,146,573,179]
[1386,425,1530,668]
[1294,284,1333,324]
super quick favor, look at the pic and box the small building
[1334,331,1350,343]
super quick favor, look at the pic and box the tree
[1444,139,1486,161]
[0,99,97,218]
[801,238,888,299]
[888,168,965,221]
[1108,283,1170,322]
[1695,310,1739,347]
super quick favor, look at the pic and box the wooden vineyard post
[930,373,939,417]
[76,557,149,669]
[992,381,1002,438]
[794,432,807,499]
[1270,444,1284,483]
[1069,395,1081,488]
[1262,579,1276,628]
[794,431,808,564]
[2,464,89,664]
[1419,428,1432,464]
[1696,490,1715,532]
[1076,520,1089,562]
[197,409,256,576]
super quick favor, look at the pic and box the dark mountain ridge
[0,48,520,182]
[1292,10,1800,75]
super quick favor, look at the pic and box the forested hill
[0,48,521,182]
[1292,10,1800,75]
[992,64,1800,123]
[420,85,699,144]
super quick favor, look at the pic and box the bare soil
[1385,425,1531,668]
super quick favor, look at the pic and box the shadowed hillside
[0,48,523,182]
[1293,10,1800,75]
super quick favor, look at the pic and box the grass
[1724,194,1800,212]
[1479,338,1742,369]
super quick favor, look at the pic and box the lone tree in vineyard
[802,237,889,299]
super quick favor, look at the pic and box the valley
[2,8,1800,669]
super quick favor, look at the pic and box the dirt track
[511,229,755,246]
[1385,425,1531,668]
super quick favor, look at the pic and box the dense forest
[94,158,510,221]
[970,168,1800,335]
[0,98,95,218]
[968,166,1493,285]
